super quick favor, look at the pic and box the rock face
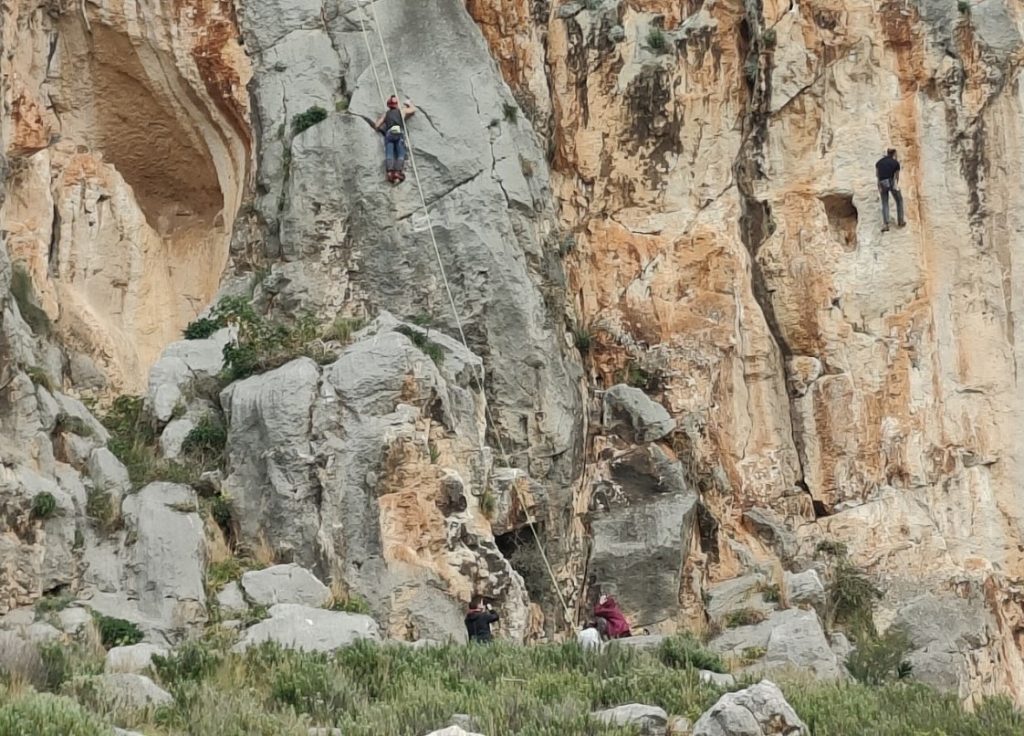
[692,680,808,736]
[233,604,380,653]
[710,609,841,681]
[79,673,173,711]
[240,564,331,608]
[1,0,250,393]
[105,643,169,675]
[593,704,669,736]
[4,0,1024,710]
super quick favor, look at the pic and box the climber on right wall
[875,147,907,232]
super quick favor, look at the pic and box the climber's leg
[395,137,407,183]
[879,181,892,232]
[385,136,398,176]
[893,187,906,227]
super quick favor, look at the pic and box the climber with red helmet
[374,95,417,183]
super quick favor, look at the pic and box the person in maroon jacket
[464,596,499,643]
[593,594,632,639]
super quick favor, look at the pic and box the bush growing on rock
[658,634,727,674]
[0,690,110,736]
[94,615,143,649]
[291,106,328,134]
[31,491,58,519]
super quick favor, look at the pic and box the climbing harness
[356,0,575,630]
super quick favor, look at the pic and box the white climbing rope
[356,3,386,104]
[360,0,575,629]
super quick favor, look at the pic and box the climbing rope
[358,0,575,630]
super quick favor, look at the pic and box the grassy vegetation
[724,608,766,628]
[100,395,192,489]
[30,492,58,519]
[291,105,328,135]
[93,615,143,649]
[25,365,54,392]
[395,325,445,366]
[1,633,1022,735]
[646,27,668,53]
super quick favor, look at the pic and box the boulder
[52,392,109,445]
[57,607,92,634]
[233,604,380,653]
[424,728,486,736]
[710,609,841,681]
[114,729,146,736]
[86,448,131,505]
[742,508,798,565]
[24,621,61,643]
[159,418,196,460]
[105,643,169,674]
[78,673,173,711]
[593,704,669,736]
[216,582,247,614]
[699,670,736,687]
[589,444,698,627]
[692,680,808,736]
[120,483,207,630]
[706,574,774,623]
[667,715,693,735]
[0,607,36,628]
[240,564,331,607]
[614,634,667,653]
[147,331,232,422]
[784,570,825,608]
[603,384,675,443]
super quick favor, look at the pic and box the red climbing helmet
[387,95,399,109]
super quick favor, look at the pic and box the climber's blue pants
[385,133,406,172]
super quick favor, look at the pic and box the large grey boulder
[57,606,92,634]
[588,444,698,627]
[692,680,808,736]
[216,581,247,614]
[593,704,668,736]
[105,643,169,674]
[233,604,380,652]
[241,564,331,607]
[78,673,173,711]
[603,384,675,443]
[87,448,132,504]
[147,330,232,422]
[120,483,207,630]
[710,609,840,681]
[159,418,196,460]
[706,574,774,623]
[221,358,322,566]
[424,728,486,736]
[784,570,825,608]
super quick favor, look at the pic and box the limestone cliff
[3,0,1024,709]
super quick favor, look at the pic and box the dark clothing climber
[875,149,906,232]
[374,95,417,184]
[465,598,499,643]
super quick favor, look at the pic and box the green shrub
[152,640,221,689]
[85,488,120,535]
[270,652,356,721]
[329,594,371,615]
[573,328,592,353]
[31,492,58,519]
[291,106,328,134]
[479,489,497,519]
[724,608,765,628]
[37,641,104,692]
[209,494,233,530]
[326,316,366,344]
[181,414,228,467]
[657,634,727,673]
[502,102,518,123]
[184,316,222,340]
[762,28,777,48]
[206,557,245,593]
[646,27,668,53]
[427,441,441,464]
[0,691,110,736]
[828,558,881,633]
[26,365,54,392]
[94,614,143,648]
[55,415,93,438]
[35,592,74,615]
[846,626,914,686]
[101,395,194,488]
[757,581,781,603]
[740,646,767,664]
[958,0,971,13]
[335,97,349,112]
[395,326,445,366]
[10,264,52,337]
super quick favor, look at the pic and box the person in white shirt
[577,622,602,650]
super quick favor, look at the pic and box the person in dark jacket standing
[875,148,906,232]
[465,596,499,643]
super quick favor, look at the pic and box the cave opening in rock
[819,193,859,251]
[494,525,548,600]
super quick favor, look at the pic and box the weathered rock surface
[711,609,840,681]
[593,704,668,736]
[78,673,173,711]
[216,582,247,614]
[233,604,380,653]
[706,575,774,624]
[105,643,169,674]
[784,570,825,608]
[692,680,808,736]
[603,385,675,444]
[240,564,331,608]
